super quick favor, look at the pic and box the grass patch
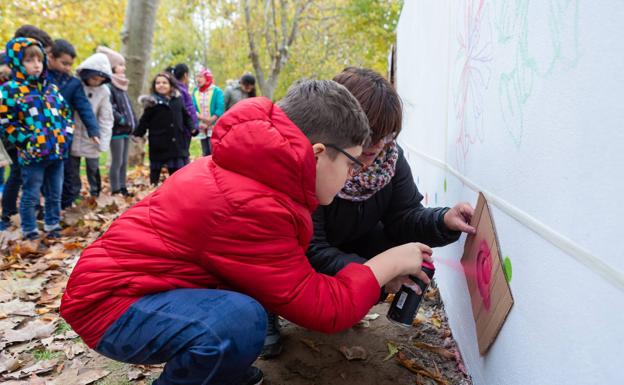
[55,319,73,335]
[32,348,63,361]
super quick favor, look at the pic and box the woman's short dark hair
[333,67,403,144]
[277,79,370,152]
[173,63,189,81]
[150,72,179,95]
[14,25,53,49]
[51,39,77,59]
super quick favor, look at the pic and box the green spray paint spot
[444,178,447,193]
[503,256,512,283]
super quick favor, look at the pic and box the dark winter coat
[108,84,137,137]
[47,69,99,139]
[307,146,461,276]
[134,93,192,162]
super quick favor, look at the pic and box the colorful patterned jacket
[0,38,73,166]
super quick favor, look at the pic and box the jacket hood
[138,90,181,107]
[76,53,113,80]
[212,97,319,212]
[5,37,47,85]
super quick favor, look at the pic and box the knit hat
[96,46,125,69]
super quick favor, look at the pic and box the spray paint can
[387,261,436,326]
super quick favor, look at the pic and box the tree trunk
[121,0,160,167]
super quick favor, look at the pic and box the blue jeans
[20,159,63,235]
[95,289,267,385]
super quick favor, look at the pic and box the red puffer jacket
[60,97,381,348]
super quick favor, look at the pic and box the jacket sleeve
[212,88,225,118]
[208,198,381,333]
[223,88,233,111]
[0,88,32,146]
[181,103,194,135]
[109,87,124,127]
[381,148,460,247]
[70,82,100,138]
[307,207,368,276]
[183,90,198,128]
[133,107,152,137]
[97,90,114,152]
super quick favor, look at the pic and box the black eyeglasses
[324,143,365,175]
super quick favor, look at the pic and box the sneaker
[120,188,133,197]
[259,313,283,359]
[24,231,39,240]
[239,366,263,385]
[47,229,61,239]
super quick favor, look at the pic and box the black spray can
[387,261,436,326]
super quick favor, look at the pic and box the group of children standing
[0,24,257,240]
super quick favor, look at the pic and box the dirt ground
[255,286,472,385]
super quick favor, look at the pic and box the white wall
[396,1,624,384]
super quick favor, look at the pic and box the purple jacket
[175,80,198,134]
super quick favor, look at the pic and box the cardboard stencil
[461,193,513,355]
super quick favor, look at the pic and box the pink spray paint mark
[476,240,492,310]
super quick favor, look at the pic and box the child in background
[46,39,101,208]
[69,53,113,198]
[192,68,224,156]
[134,72,193,185]
[96,46,136,197]
[0,38,73,239]
[1,26,54,230]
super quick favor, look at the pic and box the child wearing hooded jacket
[69,53,114,198]
[0,38,74,239]
[192,68,224,156]
[134,72,193,185]
[96,46,137,197]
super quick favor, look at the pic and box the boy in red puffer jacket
[61,80,433,385]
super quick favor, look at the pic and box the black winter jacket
[108,84,137,137]
[134,93,192,162]
[307,146,461,276]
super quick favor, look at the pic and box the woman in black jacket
[134,72,193,185]
[307,67,476,277]
[261,68,478,358]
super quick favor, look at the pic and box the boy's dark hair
[14,25,53,49]
[150,71,179,95]
[51,39,77,59]
[173,63,189,81]
[240,73,256,86]
[23,44,44,61]
[277,79,370,152]
[333,67,402,144]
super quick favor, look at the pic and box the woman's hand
[444,202,476,234]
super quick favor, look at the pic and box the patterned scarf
[338,141,400,201]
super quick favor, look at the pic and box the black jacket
[108,84,137,137]
[307,146,461,276]
[134,94,192,162]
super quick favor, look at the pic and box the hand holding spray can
[387,261,436,326]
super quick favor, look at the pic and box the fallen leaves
[396,351,450,385]
[0,168,157,384]
[338,345,368,361]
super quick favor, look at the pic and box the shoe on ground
[259,313,283,359]
[239,366,263,385]
[47,229,61,239]
[24,231,39,240]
